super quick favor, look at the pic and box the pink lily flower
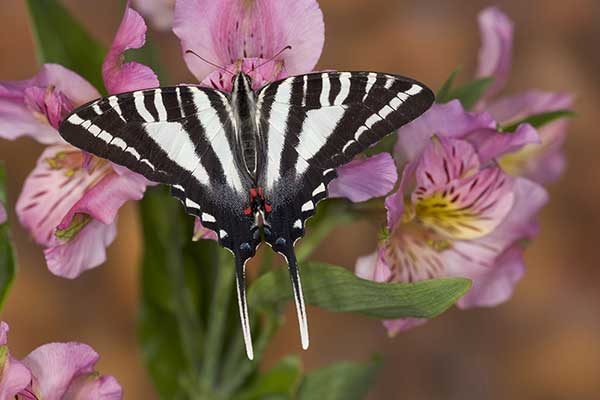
[0,6,158,278]
[173,0,398,238]
[357,101,548,336]
[475,7,574,183]
[0,321,122,400]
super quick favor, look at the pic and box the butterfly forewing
[256,71,434,245]
[59,86,259,251]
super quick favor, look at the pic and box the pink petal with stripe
[16,146,113,247]
[174,0,324,81]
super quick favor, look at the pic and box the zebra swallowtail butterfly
[59,70,434,359]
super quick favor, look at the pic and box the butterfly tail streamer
[285,245,310,350]
[234,253,254,360]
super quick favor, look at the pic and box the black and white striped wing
[257,71,434,245]
[255,71,434,349]
[59,86,259,255]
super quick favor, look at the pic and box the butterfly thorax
[231,73,259,178]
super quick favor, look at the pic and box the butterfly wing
[59,86,259,358]
[255,71,435,347]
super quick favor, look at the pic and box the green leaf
[436,66,462,103]
[500,110,576,132]
[443,77,494,110]
[297,359,380,400]
[234,356,302,400]
[26,0,106,91]
[249,262,471,319]
[138,187,226,399]
[0,163,16,311]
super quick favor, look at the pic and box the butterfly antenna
[284,244,309,350]
[252,45,293,72]
[234,253,254,360]
[185,49,235,76]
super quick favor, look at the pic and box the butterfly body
[59,70,435,359]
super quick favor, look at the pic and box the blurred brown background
[1,0,599,399]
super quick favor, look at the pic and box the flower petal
[329,153,398,203]
[354,249,392,283]
[382,318,427,336]
[193,218,218,241]
[384,160,417,231]
[485,90,574,124]
[0,64,98,144]
[444,178,547,307]
[174,0,324,81]
[395,101,495,163]
[44,220,117,279]
[456,244,525,308]
[58,170,147,229]
[475,7,514,101]
[415,167,515,240]
[0,96,59,144]
[103,5,159,94]
[15,146,112,247]
[414,136,480,190]
[132,0,175,31]
[467,123,540,164]
[498,119,570,184]
[63,374,123,400]
[22,343,99,400]
[0,355,31,400]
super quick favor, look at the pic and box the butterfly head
[232,72,253,94]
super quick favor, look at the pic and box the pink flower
[173,0,325,83]
[0,322,31,399]
[0,321,122,400]
[475,7,574,183]
[0,6,158,278]
[357,101,548,335]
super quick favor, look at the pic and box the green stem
[220,314,281,395]
[199,249,236,389]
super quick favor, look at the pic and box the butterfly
[59,70,434,359]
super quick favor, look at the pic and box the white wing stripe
[154,89,168,120]
[134,91,155,122]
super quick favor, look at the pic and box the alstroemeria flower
[0,322,31,399]
[177,0,396,238]
[475,6,574,183]
[357,101,548,336]
[173,0,325,83]
[0,321,122,400]
[0,5,158,278]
